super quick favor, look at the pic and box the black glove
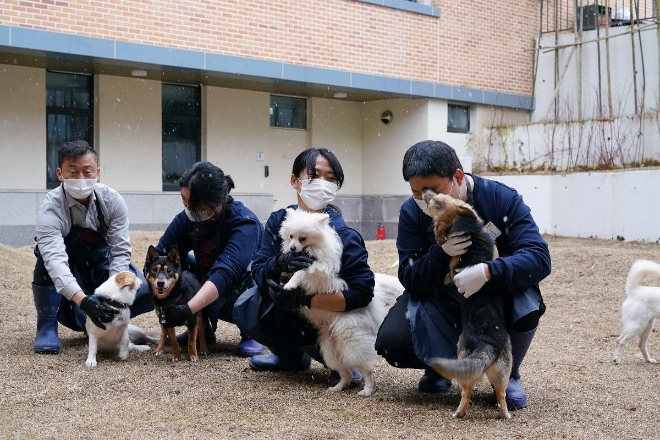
[273,251,315,274]
[160,304,193,328]
[80,295,119,330]
[267,279,312,310]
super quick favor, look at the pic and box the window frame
[161,83,202,192]
[447,103,471,134]
[45,71,94,189]
[269,94,308,130]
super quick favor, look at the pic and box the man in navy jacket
[376,140,551,409]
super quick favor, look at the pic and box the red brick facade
[0,0,542,96]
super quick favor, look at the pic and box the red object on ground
[377,224,386,240]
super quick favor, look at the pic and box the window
[447,104,470,133]
[270,95,307,129]
[46,72,94,188]
[162,84,201,191]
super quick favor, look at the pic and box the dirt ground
[2,233,660,439]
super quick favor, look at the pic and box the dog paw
[155,350,164,356]
[613,357,621,364]
[452,411,466,419]
[357,388,373,397]
[171,356,180,362]
[327,385,345,393]
[85,359,97,368]
[189,356,199,362]
[199,350,209,356]
[647,357,657,363]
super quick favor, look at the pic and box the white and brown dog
[614,259,660,364]
[85,271,153,367]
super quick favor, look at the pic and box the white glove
[454,263,489,298]
[441,232,472,257]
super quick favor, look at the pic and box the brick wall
[435,0,539,96]
[0,0,543,96]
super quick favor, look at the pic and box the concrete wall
[0,64,45,190]
[309,97,363,195]
[492,170,660,242]
[95,75,162,191]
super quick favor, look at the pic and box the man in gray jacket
[32,140,153,354]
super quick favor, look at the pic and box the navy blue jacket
[398,174,551,298]
[251,206,375,311]
[156,196,263,296]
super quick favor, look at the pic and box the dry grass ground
[2,233,660,439]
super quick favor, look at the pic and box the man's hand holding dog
[267,279,311,310]
[441,232,472,256]
[160,304,193,328]
[80,294,119,330]
[454,264,491,298]
[275,251,315,273]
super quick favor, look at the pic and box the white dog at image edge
[614,259,660,364]
[279,208,404,396]
[85,271,154,367]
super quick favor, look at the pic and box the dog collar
[101,299,128,309]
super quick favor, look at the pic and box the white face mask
[185,207,214,222]
[298,179,338,211]
[63,178,98,200]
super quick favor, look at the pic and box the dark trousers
[375,292,541,369]
[33,249,153,331]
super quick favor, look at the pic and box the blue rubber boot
[506,327,537,409]
[249,347,311,372]
[418,367,452,393]
[32,284,62,354]
[237,333,266,357]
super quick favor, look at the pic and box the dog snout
[157,280,165,288]
[289,243,298,252]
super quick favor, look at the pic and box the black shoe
[418,368,452,393]
[249,351,311,372]
[327,369,363,388]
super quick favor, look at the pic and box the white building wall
[0,64,45,190]
[95,75,162,192]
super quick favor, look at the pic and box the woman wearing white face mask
[234,148,375,386]
[32,140,154,354]
[156,161,266,358]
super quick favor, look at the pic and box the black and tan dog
[144,245,207,361]
[422,189,512,419]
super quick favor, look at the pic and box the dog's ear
[146,245,158,263]
[115,271,136,290]
[456,205,478,220]
[317,213,330,226]
[168,245,181,269]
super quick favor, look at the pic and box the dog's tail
[429,346,499,382]
[626,259,660,296]
[373,273,405,309]
[128,323,159,345]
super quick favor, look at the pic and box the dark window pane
[162,84,201,191]
[46,72,93,188]
[270,95,307,129]
[163,84,200,117]
[448,104,470,133]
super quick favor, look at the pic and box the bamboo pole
[605,0,614,118]
[631,0,639,114]
[576,0,583,122]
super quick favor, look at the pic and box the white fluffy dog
[614,259,660,364]
[85,271,154,367]
[279,208,403,396]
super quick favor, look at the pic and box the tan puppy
[85,272,151,367]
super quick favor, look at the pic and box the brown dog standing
[144,245,207,361]
[423,190,512,419]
